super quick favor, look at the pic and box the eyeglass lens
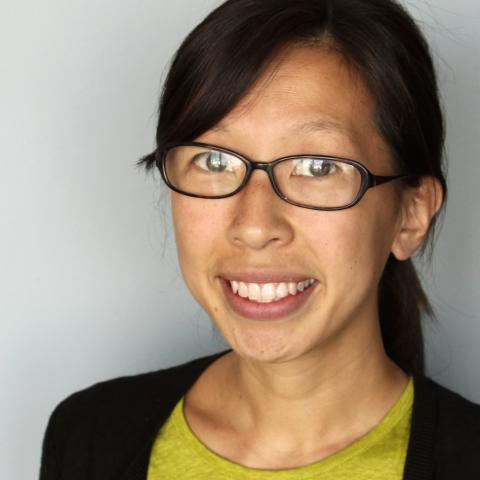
[164,145,363,208]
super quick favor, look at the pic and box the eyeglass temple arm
[369,173,415,187]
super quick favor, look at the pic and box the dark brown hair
[137,0,448,375]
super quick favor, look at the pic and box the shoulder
[40,351,229,479]
[432,377,480,445]
[413,373,480,477]
[50,350,229,422]
[416,374,480,427]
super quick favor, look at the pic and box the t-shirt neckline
[172,375,414,478]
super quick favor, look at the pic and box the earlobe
[391,176,444,261]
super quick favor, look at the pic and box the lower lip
[220,278,317,320]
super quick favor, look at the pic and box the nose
[226,169,294,250]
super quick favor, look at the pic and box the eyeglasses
[156,142,416,211]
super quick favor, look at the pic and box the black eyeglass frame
[156,141,417,211]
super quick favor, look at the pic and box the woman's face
[171,46,409,364]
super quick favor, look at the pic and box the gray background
[0,0,478,478]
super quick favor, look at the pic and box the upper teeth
[229,279,315,303]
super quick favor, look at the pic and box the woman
[39,0,480,479]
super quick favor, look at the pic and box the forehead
[204,46,391,169]
[218,47,370,129]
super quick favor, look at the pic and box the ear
[391,176,444,261]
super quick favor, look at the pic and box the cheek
[305,207,393,299]
[171,194,225,287]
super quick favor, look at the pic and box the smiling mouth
[227,278,316,303]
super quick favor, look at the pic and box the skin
[170,45,444,469]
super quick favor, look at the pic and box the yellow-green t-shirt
[147,376,413,479]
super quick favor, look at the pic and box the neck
[219,320,409,462]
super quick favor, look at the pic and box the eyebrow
[290,119,357,145]
[292,118,348,134]
[212,118,354,140]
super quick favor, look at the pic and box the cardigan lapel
[403,374,438,480]
[118,351,229,480]
[119,353,439,480]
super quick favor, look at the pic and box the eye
[192,150,238,173]
[291,158,338,178]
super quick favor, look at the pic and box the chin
[226,325,309,364]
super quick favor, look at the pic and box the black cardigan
[39,350,480,480]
